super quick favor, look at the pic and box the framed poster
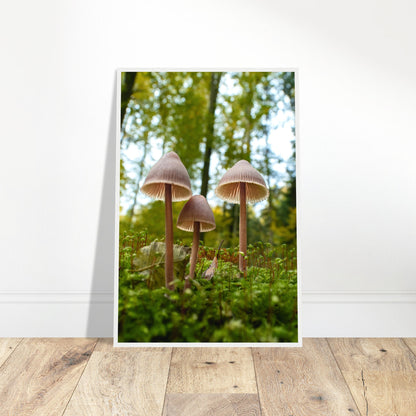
[114,70,300,346]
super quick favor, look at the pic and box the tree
[215,72,283,245]
[119,71,296,250]
[200,72,222,197]
[261,72,296,246]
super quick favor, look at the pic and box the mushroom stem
[165,183,174,290]
[187,221,200,288]
[239,182,247,275]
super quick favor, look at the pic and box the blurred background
[119,71,296,249]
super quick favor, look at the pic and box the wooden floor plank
[93,337,115,352]
[64,342,172,416]
[163,393,261,416]
[0,338,22,368]
[402,338,416,357]
[0,338,97,416]
[166,348,257,394]
[329,338,416,371]
[253,339,361,416]
[2,338,415,415]
[329,338,416,416]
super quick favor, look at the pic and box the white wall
[1,0,415,337]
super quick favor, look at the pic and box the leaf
[133,242,191,288]
[202,257,218,280]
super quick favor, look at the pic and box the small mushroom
[177,195,216,287]
[215,160,268,274]
[141,151,192,289]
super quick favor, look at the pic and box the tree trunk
[200,72,222,198]
[165,184,174,290]
[264,122,274,242]
[120,72,136,129]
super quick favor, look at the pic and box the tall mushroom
[215,160,268,274]
[177,195,216,287]
[141,151,192,290]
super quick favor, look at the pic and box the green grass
[118,231,298,343]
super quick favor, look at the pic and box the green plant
[118,231,297,343]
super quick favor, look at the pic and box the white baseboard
[0,291,114,338]
[0,291,114,304]
[303,290,416,304]
[0,290,415,337]
[301,290,416,338]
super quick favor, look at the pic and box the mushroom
[215,160,268,274]
[141,151,192,290]
[177,195,216,286]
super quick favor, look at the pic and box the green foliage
[118,232,297,343]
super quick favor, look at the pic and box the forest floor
[118,231,298,343]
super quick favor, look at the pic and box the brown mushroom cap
[177,195,216,232]
[141,151,192,201]
[215,160,269,203]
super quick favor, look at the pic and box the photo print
[116,71,298,344]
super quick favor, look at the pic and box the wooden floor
[0,339,415,415]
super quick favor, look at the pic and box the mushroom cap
[141,151,192,201]
[215,160,269,203]
[177,195,216,232]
